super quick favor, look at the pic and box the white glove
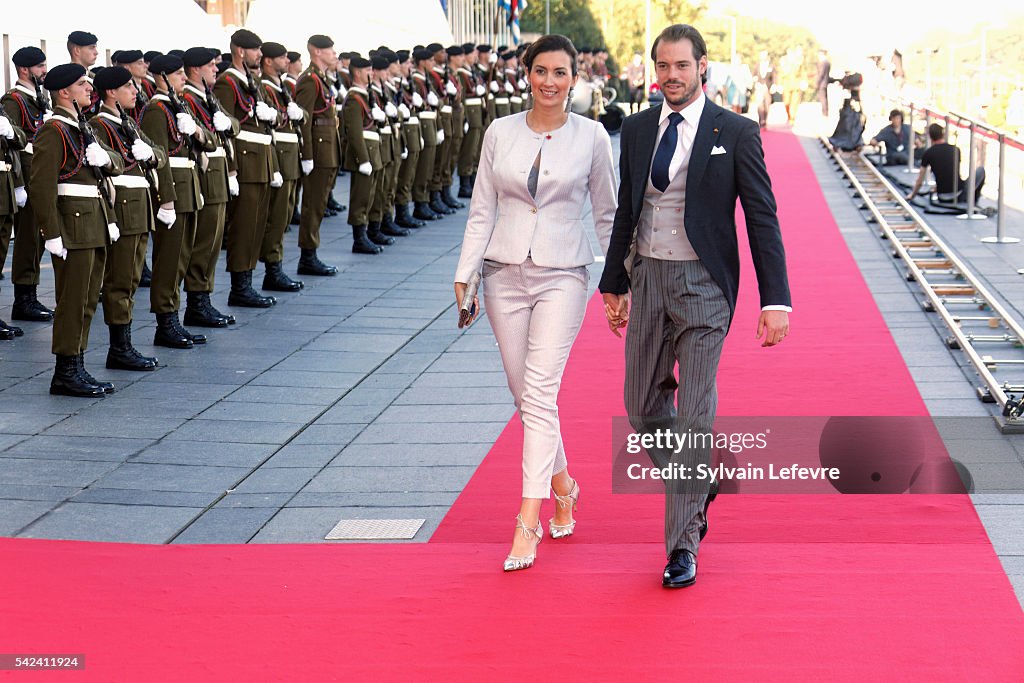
[504,80,514,94]
[401,149,408,160]
[518,78,527,90]
[156,203,176,226]
[286,102,303,121]
[398,103,410,119]
[212,110,232,132]
[0,116,14,139]
[301,159,314,175]
[42,110,54,122]
[255,101,278,123]
[384,102,398,118]
[44,236,67,260]
[475,84,485,96]
[270,171,283,188]
[419,136,424,147]
[445,82,457,96]
[336,103,344,112]
[228,174,239,196]
[489,81,499,94]
[358,161,372,176]
[131,138,154,162]
[175,113,197,136]
[427,92,439,107]
[437,129,445,144]
[464,121,469,134]
[14,186,27,208]
[107,223,120,242]
[412,92,424,108]
[85,142,111,168]
[371,106,386,123]
[488,52,498,65]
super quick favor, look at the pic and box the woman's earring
[565,87,574,113]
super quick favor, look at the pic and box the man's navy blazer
[598,99,791,321]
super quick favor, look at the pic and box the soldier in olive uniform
[112,50,150,119]
[214,29,278,308]
[181,47,241,325]
[506,50,525,115]
[341,56,385,254]
[258,41,306,292]
[90,66,165,371]
[2,46,54,323]
[393,50,425,230]
[456,44,485,199]
[293,34,341,275]
[0,102,28,340]
[32,64,125,396]
[491,50,513,120]
[428,46,458,216]
[67,31,101,117]
[140,53,217,349]
[367,53,406,244]
[411,48,442,223]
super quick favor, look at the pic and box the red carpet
[2,130,1022,680]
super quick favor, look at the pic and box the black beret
[220,53,231,62]
[168,49,185,59]
[413,44,424,51]
[371,56,389,71]
[350,56,371,69]
[91,66,105,77]
[261,42,287,59]
[368,49,378,59]
[43,63,86,90]
[308,34,334,49]
[287,51,301,63]
[461,42,475,53]
[149,53,184,75]
[68,31,98,47]
[217,61,230,75]
[426,43,443,54]
[396,50,410,62]
[348,52,362,59]
[497,45,508,53]
[93,65,132,92]
[231,29,262,49]
[144,50,162,63]
[477,44,492,52]
[12,46,46,68]
[183,47,218,68]
[382,50,399,65]
[412,49,433,62]
[114,49,144,64]
[377,45,391,53]
[446,45,464,57]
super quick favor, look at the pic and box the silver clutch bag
[458,271,481,328]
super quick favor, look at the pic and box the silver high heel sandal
[549,478,580,539]
[503,514,543,572]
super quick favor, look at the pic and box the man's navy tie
[651,112,683,192]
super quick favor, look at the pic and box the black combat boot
[349,227,382,256]
[154,311,193,349]
[171,312,207,345]
[470,172,477,190]
[327,192,345,212]
[50,354,105,397]
[300,247,342,272]
[228,270,276,308]
[76,353,114,393]
[458,175,473,199]
[0,313,23,340]
[201,293,235,325]
[263,261,304,291]
[430,191,455,215]
[380,211,410,237]
[139,260,152,287]
[106,324,158,371]
[290,206,301,225]
[367,221,395,246]
[11,283,54,321]
[442,185,464,209]
[395,203,425,228]
[184,291,229,328]
[414,201,441,221]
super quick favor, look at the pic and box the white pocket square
[711,145,727,155]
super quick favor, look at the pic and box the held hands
[212,110,232,132]
[475,84,485,96]
[489,81,499,94]
[301,159,314,176]
[107,223,120,242]
[255,101,278,123]
[454,282,479,327]
[426,92,439,107]
[602,293,629,338]
[384,102,398,118]
[270,171,283,188]
[286,102,304,121]
[14,186,27,208]
[44,236,67,260]
[756,310,790,347]
[397,103,411,119]
[358,161,373,176]
[227,174,240,196]
[85,142,112,168]
[175,113,198,136]
[371,106,387,123]
[131,139,155,162]
[156,203,176,226]
[436,129,445,144]
[0,116,14,139]
[412,92,425,108]
[504,80,514,94]
[445,82,457,96]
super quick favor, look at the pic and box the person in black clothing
[869,109,911,165]
[907,123,985,203]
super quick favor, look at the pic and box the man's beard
[663,79,700,107]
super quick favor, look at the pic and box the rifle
[242,63,277,145]
[160,73,204,164]
[271,74,302,153]
[31,75,51,114]
[201,77,235,160]
[72,100,114,211]
[115,102,159,190]
[0,109,20,176]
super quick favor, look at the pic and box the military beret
[93,65,132,92]
[396,50,410,62]
[183,46,218,68]
[350,56,371,69]
[231,29,262,49]
[114,49,144,64]
[149,53,184,75]
[371,56,389,71]
[461,42,475,53]
[377,45,392,53]
[43,63,86,90]
[13,46,46,68]
[446,45,464,57]
[168,49,185,59]
[426,43,443,54]
[216,61,230,75]
[261,42,287,59]
[477,44,492,52]
[308,34,334,49]
[413,44,424,51]
[287,51,301,63]
[68,31,98,47]
[497,45,508,53]
[368,49,378,59]
[91,66,105,77]
[412,49,433,62]
[220,52,232,62]
[144,50,162,63]
[382,50,399,65]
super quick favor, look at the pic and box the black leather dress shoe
[699,478,720,541]
[663,549,697,589]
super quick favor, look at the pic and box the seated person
[869,109,912,165]
[907,123,985,203]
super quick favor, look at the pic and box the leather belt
[362,130,381,141]
[464,98,483,106]
[206,147,226,158]
[419,111,437,119]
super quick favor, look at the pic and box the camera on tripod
[830,72,863,100]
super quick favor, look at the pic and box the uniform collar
[262,78,282,92]
[53,107,79,128]
[14,83,38,98]
[184,83,206,98]
[96,107,122,125]
[348,85,368,96]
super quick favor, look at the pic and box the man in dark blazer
[599,24,791,588]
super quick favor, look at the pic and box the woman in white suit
[454,35,617,572]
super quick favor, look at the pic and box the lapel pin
[546,134,552,139]
[713,128,719,133]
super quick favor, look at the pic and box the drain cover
[325,518,425,540]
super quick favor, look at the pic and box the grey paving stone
[944,439,1023,464]
[353,421,507,444]
[166,419,301,444]
[1000,556,1024,574]
[329,443,491,467]
[356,372,418,389]
[304,333,409,354]
[230,467,320,494]
[447,334,501,352]
[41,415,188,440]
[4,435,153,461]
[0,500,57,535]
[273,350,389,374]
[261,444,342,468]
[333,386,402,406]
[92,463,249,493]
[963,463,1024,492]
[970,494,1024,505]
[171,507,278,544]
[394,386,512,405]
[129,441,277,467]
[302,465,475,493]
[426,352,505,373]
[375,403,513,424]
[290,491,461,507]
[114,381,236,401]
[0,433,31,451]
[375,353,441,374]
[213,492,294,508]
[922,399,992,417]
[974,505,1024,554]
[315,403,387,424]
[19,502,201,543]
[0,484,80,502]
[196,401,324,424]
[412,371,509,388]
[70,488,216,507]
[289,423,366,446]
[250,370,363,389]
[248,506,449,543]
[222,385,346,406]
[0,412,70,435]
[0,361,52,379]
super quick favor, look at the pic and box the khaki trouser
[262,178,295,264]
[12,201,44,286]
[150,211,197,314]
[102,232,147,325]
[226,181,270,272]
[187,201,225,292]
[348,169,378,227]
[52,246,105,355]
[299,166,337,249]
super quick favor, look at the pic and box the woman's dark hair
[651,24,707,84]
[523,34,578,77]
